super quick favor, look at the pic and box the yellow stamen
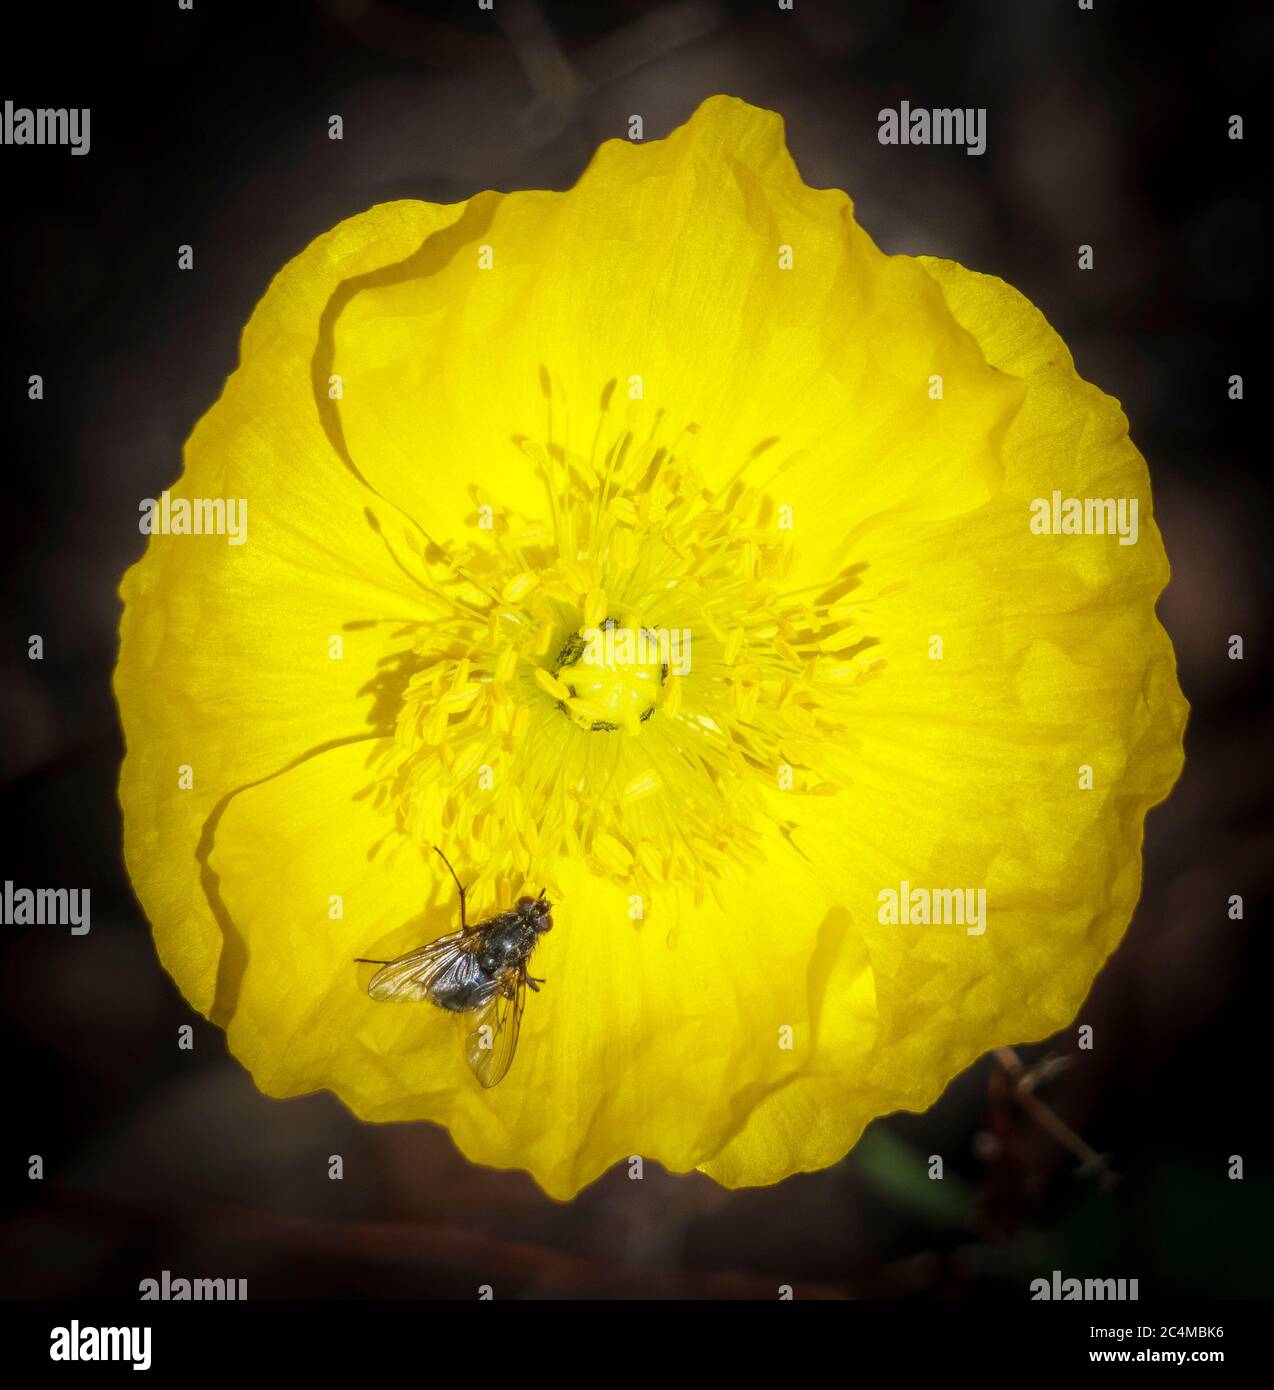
[378,376,871,903]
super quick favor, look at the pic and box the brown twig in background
[993,1048,1116,1189]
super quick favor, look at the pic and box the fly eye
[516,895,535,908]
[538,914,553,933]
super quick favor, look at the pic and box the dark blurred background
[1,0,1270,1299]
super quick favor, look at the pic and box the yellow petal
[327,97,1022,567]
[208,740,842,1198]
[115,200,466,1015]
[700,258,1187,1186]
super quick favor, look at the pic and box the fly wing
[464,971,526,1088]
[365,930,469,1003]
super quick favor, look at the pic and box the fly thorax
[479,926,524,974]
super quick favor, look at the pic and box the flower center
[549,619,667,734]
[370,375,877,909]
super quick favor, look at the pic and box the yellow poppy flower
[114,95,1186,1199]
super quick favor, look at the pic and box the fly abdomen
[432,973,499,1012]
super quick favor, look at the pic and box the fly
[356,847,552,1087]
